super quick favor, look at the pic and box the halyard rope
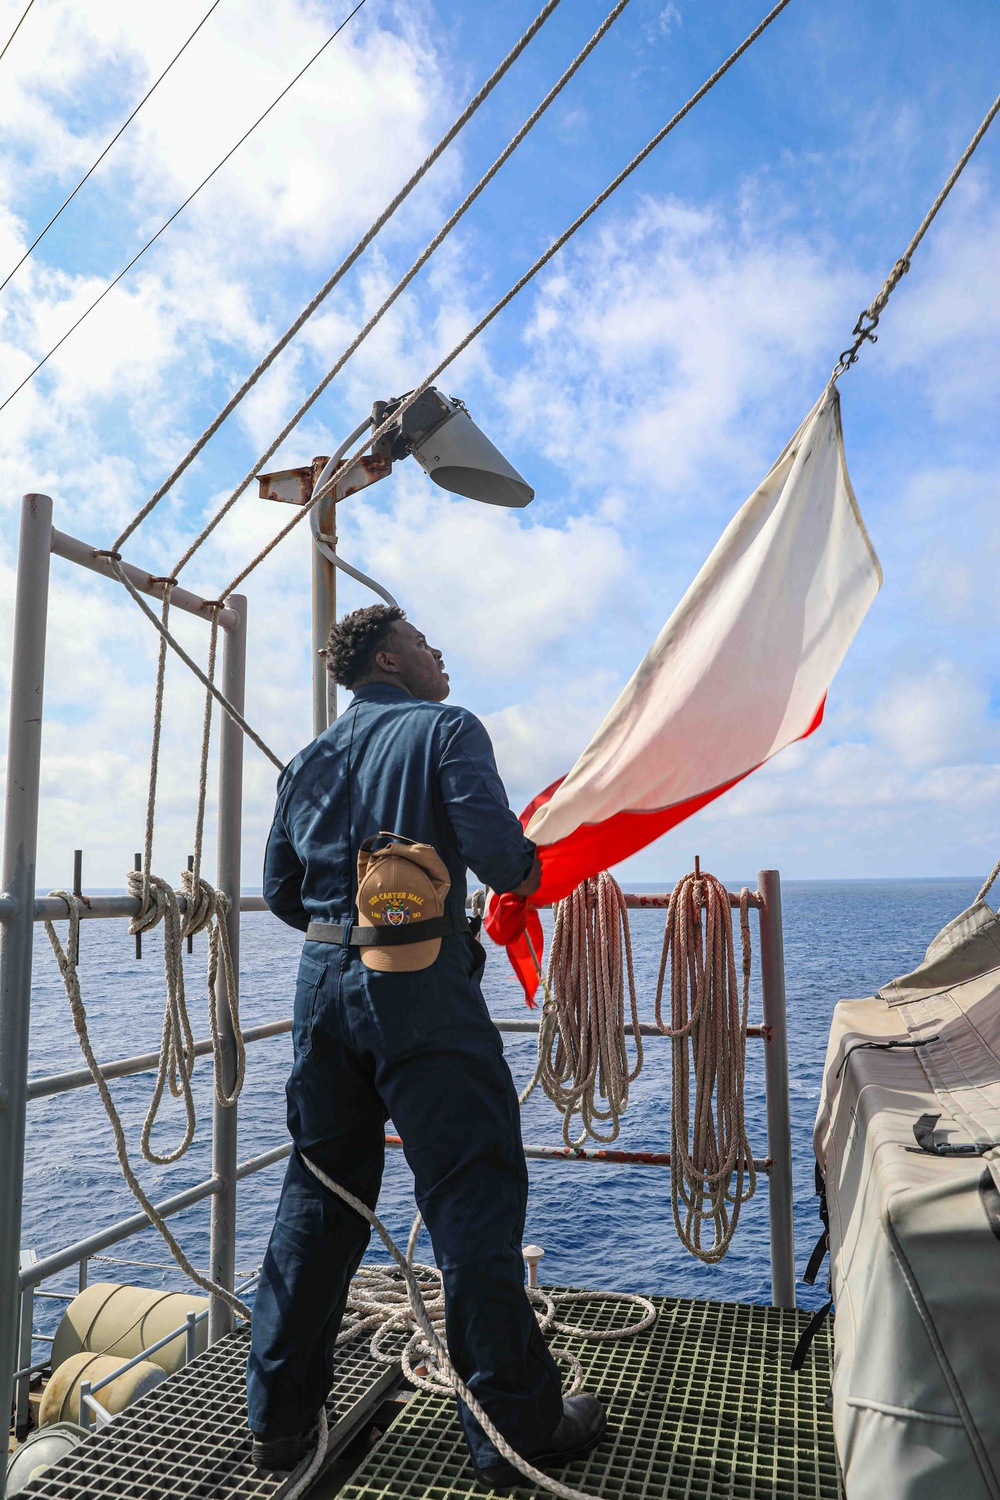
[207,0,797,604]
[0,0,223,295]
[111,0,565,555]
[0,0,372,416]
[832,86,1000,379]
[41,568,249,1319]
[168,0,634,579]
[108,562,283,769]
[42,894,251,1323]
[654,870,756,1263]
[520,872,643,1147]
[977,856,1000,906]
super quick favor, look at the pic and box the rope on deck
[296,1152,656,1500]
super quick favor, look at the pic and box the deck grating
[15,1324,400,1498]
[340,1292,842,1500]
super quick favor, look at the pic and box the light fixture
[382,388,533,508]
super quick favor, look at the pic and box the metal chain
[832,87,1000,379]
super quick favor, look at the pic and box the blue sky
[1,0,999,888]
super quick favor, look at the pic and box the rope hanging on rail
[832,85,1000,379]
[655,870,756,1263]
[42,894,251,1324]
[42,582,249,1319]
[520,872,643,1147]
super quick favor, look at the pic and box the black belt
[306,913,470,947]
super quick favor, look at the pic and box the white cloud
[869,661,991,770]
[2,3,1000,893]
[338,477,632,679]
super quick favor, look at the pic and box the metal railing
[0,494,795,1493]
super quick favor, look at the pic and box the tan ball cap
[356,836,452,972]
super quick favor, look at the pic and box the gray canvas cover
[815,899,1000,1500]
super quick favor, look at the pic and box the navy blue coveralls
[246,683,563,1468]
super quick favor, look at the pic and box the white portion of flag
[527,385,882,847]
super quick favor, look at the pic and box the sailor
[247,603,607,1487]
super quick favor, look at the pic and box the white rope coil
[521,873,643,1147]
[654,870,756,1263]
[42,893,251,1323]
[299,1153,656,1500]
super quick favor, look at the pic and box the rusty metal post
[312,482,336,736]
[0,496,52,1490]
[757,868,796,1308]
[208,595,246,1342]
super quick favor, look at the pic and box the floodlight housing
[385,388,533,508]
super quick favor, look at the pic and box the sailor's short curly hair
[325,604,406,688]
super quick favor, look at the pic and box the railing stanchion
[208,594,247,1342]
[0,495,52,1495]
[15,1255,37,1437]
[185,1310,198,1365]
[757,868,796,1308]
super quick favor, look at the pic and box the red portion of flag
[486,695,827,1002]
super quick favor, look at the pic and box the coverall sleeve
[437,712,537,893]
[262,804,309,931]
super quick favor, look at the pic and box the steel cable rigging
[0,0,371,415]
[0,0,35,66]
[95,0,798,784]
[108,0,565,553]
[206,0,797,605]
[0,0,224,296]
[167,0,635,580]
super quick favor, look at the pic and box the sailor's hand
[513,852,542,897]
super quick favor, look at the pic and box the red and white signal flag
[486,385,882,1000]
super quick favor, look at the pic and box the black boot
[474,1394,607,1490]
[251,1426,316,1472]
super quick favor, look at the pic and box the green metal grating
[341,1293,842,1500]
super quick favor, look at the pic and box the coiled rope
[520,872,643,1147]
[43,581,249,1320]
[42,894,251,1323]
[654,870,756,1263]
[290,1153,657,1500]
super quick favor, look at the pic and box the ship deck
[15,1290,841,1500]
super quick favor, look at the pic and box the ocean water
[20,877,982,1345]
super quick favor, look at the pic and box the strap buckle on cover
[907,1112,1000,1157]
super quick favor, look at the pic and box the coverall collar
[350,682,415,703]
